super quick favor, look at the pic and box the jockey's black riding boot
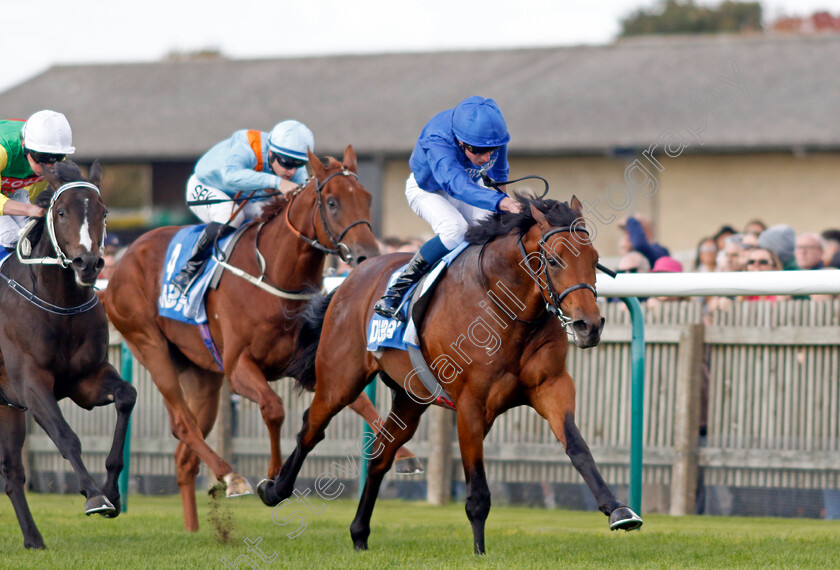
[171,222,232,294]
[373,251,432,321]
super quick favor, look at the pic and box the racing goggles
[460,142,500,155]
[271,152,307,170]
[27,149,66,165]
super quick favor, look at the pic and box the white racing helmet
[268,120,314,162]
[22,110,76,154]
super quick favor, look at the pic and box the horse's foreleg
[71,365,137,516]
[24,374,114,516]
[531,377,643,531]
[0,407,45,549]
[348,390,423,474]
[455,401,492,555]
[349,390,427,551]
[228,356,285,479]
[258,385,351,507]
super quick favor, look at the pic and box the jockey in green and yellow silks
[0,110,76,248]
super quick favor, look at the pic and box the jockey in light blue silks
[374,96,522,320]
[173,120,315,294]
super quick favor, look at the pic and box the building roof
[1,34,838,161]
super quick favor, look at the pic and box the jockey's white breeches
[185,174,267,228]
[0,188,34,248]
[404,174,495,250]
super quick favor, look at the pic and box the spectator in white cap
[175,120,315,293]
[0,110,75,247]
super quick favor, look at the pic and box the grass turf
[1,492,839,568]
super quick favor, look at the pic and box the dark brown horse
[259,195,643,553]
[0,161,135,549]
[103,146,417,532]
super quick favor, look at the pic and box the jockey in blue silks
[172,120,315,294]
[374,96,522,320]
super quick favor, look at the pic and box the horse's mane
[465,195,579,245]
[255,157,347,224]
[26,161,88,245]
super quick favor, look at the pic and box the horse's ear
[529,203,549,231]
[570,195,585,228]
[342,145,357,174]
[43,166,63,191]
[88,160,102,188]
[307,148,326,178]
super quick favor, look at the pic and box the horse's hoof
[100,496,121,518]
[353,539,369,551]
[609,506,643,531]
[394,456,424,475]
[224,473,253,498]
[84,495,117,517]
[257,479,280,507]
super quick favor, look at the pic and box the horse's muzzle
[72,254,104,286]
[572,317,604,348]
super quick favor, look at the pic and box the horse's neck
[259,192,326,289]
[480,235,546,323]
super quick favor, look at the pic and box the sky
[3,0,839,93]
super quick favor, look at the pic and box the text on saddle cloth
[158,224,244,324]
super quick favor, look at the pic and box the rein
[285,169,372,263]
[1,181,102,315]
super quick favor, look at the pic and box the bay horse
[103,146,417,532]
[259,195,643,553]
[0,161,135,549]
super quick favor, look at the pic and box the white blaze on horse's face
[77,196,95,253]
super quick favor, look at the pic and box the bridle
[284,169,372,264]
[522,226,598,327]
[0,181,103,315]
[17,181,105,268]
[478,224,598,328]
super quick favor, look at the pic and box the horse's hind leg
[71,364,137,516]
[0,407,45,549]
[349,390,427,551]
[174,367,224,532]
[531,376,643,531]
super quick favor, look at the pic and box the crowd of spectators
[613,214,840,306]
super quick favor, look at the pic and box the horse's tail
[285,290,337,392]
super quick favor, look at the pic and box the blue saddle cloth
[366,242,468,352]
[158,225,237,324]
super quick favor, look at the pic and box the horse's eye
[547,257,559,268]
[56,208,66,218]
[326,198,338,210]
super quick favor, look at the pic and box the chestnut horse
[104,146,415,532]
[259,196,643,553]
[0,161,135,549]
